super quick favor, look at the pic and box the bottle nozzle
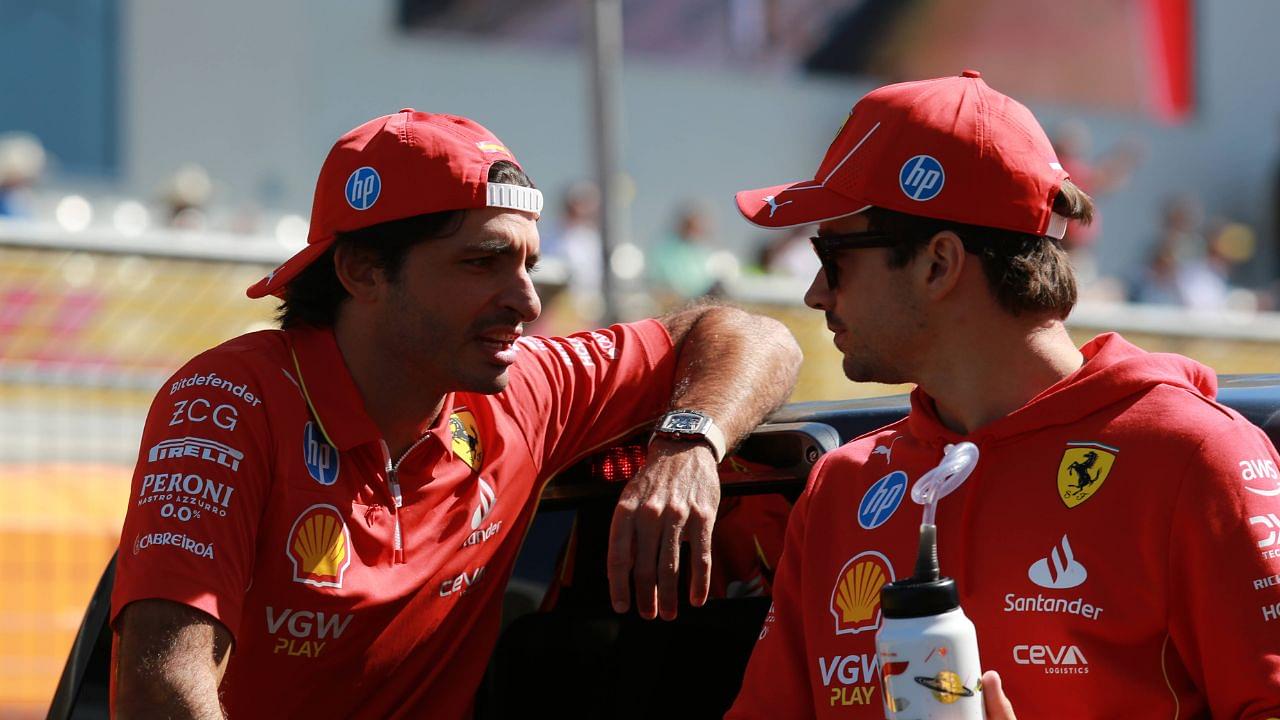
[913,523,940,582]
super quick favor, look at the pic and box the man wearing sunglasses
[726,71,1280,718]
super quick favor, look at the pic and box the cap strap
[1046,212,1069,240]
[487,183,544,215]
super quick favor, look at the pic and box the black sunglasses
[809,231,899,288]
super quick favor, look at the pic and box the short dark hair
[276,161,534,329]
[865,179,1094,320]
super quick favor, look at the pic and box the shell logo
[286,504,352,589]
[829,550,895,636]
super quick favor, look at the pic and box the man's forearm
[116,673,225,720]
[115,600,231,720]
[662,305,803,447]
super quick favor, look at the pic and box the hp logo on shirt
[857,471,908,530]
[898,155,945,201]
[303,421,340,486]
[345,166,381,210]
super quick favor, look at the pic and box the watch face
[665,413,705,433]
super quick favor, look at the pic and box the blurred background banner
[2,0,1280,715]
[399,0,1197,122]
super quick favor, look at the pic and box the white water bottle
[875,444,984,719]
[876,527,984,719]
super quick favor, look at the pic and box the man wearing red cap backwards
[728,72,1280,718]
[109,109,802,718]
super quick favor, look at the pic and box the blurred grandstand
[4,0,1280,716]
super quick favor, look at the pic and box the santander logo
[1028,535,1087,589]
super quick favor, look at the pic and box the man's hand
[982,670,1018,720]
[608,439,721,620]
[606,304,800,620]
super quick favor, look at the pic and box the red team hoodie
[729,333,1280,719]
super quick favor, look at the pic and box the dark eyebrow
[463,236,539,266]
[466,237,514,254]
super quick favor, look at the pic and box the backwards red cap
[247,109,543,299]
[735,70,1069,240]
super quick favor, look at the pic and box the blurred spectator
[1051,120,1141,253]
[0,132,47,218]
[1132,241,1183,305]
[650,201,722,299]
[757,225,819,280]
[1130,195,1205,306]
[1130,196,1257,311]
[544,181,603,321]
[162,163,213,230]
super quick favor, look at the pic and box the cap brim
[246,239,335,299]
[735,181,870,229]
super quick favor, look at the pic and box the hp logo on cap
[345,167,381,210]
[899,155,945,201]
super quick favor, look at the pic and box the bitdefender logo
[1028,535,1087,589]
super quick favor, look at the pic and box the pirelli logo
[148,437,244,472]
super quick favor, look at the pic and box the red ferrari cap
[735,70,1070,240]
[247,109,543,299]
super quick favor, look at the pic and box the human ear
[333,243,384,304]
[919,231,966,301]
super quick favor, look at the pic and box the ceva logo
[1013,644,1089,674]
[1028,534,1087,589]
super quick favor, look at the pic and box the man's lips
[827,324,848,349]
[476,328,523,363]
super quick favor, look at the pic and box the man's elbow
[756,313,804,370]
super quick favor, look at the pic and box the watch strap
[653,410,727,463]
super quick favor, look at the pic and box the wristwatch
[651,409,727,463]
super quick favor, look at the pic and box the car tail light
[591,444,647,483]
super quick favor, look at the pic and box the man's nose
[803,267,830,311]
[507,269,541,323]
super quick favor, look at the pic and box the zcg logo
[170,399,238,431]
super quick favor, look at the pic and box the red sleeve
[726,460,823,719]
[109,351,274,641]
[504,319,677,474]
[1167,421,1280,718]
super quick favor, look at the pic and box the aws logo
[286,504,351,589]
[449,410,483,470]
[829,550,895,636]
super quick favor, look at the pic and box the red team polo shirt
[111,320,675,718]
[729,333,1280,719]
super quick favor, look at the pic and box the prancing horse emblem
[1056,442,1118,508]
